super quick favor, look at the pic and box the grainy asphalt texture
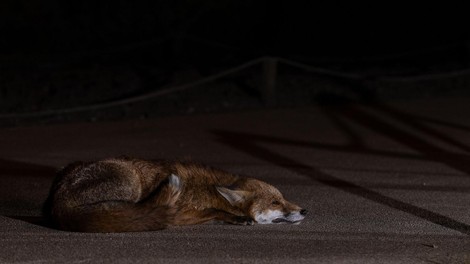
[1,96,470,263]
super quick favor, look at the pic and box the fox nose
[300,209,308,216]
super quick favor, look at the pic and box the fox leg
[210,209,254,225]
[174,208,254,226]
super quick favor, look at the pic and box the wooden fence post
[262,57,277,106]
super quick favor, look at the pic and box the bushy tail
[53,174,182,233]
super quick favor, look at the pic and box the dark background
[1,1,469,125]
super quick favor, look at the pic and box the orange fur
[43,157,306,232]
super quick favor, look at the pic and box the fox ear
[216,187,251,206]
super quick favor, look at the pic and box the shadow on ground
[0,159,56,228]
[212,100,470,235]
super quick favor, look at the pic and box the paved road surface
[1,96,470,263]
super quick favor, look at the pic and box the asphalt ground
[1,96,470,263]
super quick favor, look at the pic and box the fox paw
[231,216,254,226]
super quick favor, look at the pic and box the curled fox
[43,157,307,232]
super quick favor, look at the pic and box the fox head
[216,179,307,224]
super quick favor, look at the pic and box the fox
[42,157,307,233]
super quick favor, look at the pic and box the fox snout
[275,209,308,224]
[256,207,307,224]
[285,209,308,219]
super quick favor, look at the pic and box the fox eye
[272,200,281,205]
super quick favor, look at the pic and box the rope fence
[1,56,470,120]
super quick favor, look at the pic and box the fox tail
[48,174,182,233]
